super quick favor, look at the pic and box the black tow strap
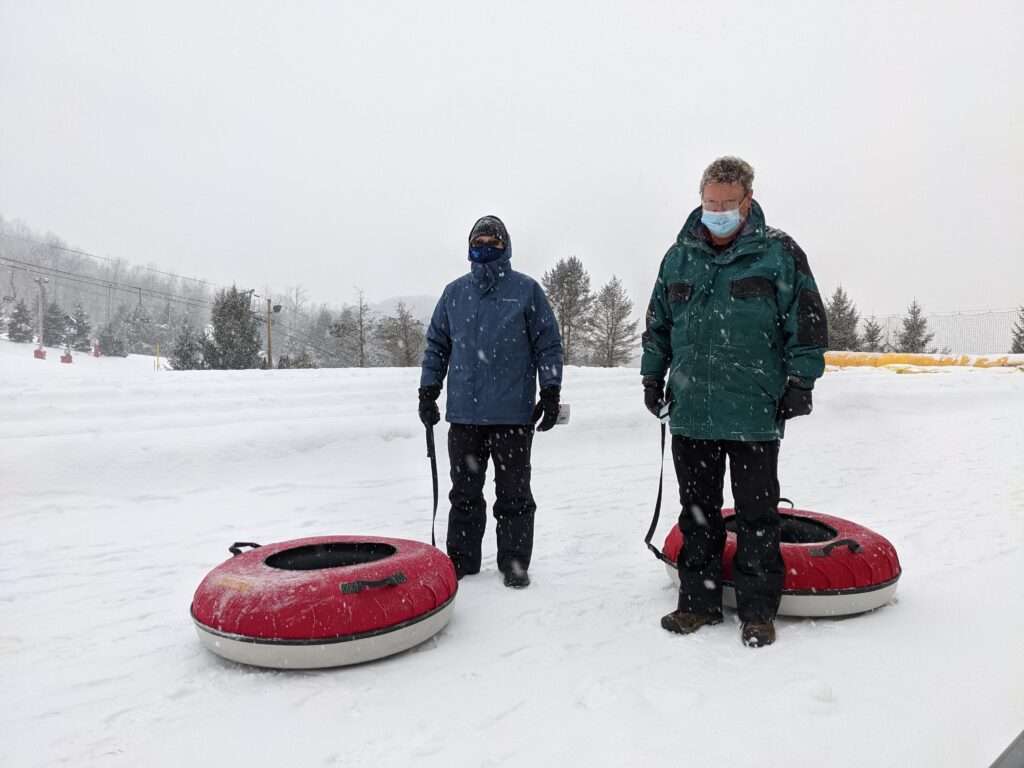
[644,423,675,566]
[426,424,439,547]
[643,423,797,566]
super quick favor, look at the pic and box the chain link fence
[861,310,1020,355]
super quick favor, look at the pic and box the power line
[0,255,214,310]
[0,230,219,288]
[1,230,365,361]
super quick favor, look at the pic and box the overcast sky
[1,1,1021,317]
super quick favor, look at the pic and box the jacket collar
[470,253,512,294]
[679,199,768,264]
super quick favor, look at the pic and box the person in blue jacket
[419,215,564,588]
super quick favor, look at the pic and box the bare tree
[330,289,376,367]
[377,301,426,366]
[542,256,593,365]
[588,275,640,367]
[305,304,336,365]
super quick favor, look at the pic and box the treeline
[822,286,1024,354]
[0,216,209,357]
[24,214,1021,367]
[257,258,642,371]
[825,287,936,353]
[0,217,432,368]
[271,289,428,369]
[262,257,643,371]
[169,288,431,371]
[542,257,639,367]
[1,215,648,369]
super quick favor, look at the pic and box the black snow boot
[453,563,480,581]
[660,610,723,635]
[741,620,776,648]
[503,559,530,589]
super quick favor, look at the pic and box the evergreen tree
[125,304,156,354]
[1011,306,1024,354]
[896,300,935,353]
[330,306,358,365]
[542,256,593,365]
[97,321,129,356]
[7,299,35,342]
[861,316,884,353]
[376,301,425,366]
[152,300,177,354]
[277,350,317,369]
[824,286,861,351]
[203,286,262,369]
[170,320,205,370]
[588,276,640,367]
[42,301,70,347]
[67,303,94,352]
[97,305,131,356]
[307,306,336,365]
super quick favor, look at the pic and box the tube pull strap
[229,542,262,557]
[644,423,675,566]
[426,424,439,547]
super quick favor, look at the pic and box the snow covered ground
[2,339,1022,767]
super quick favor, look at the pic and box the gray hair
[700,156,754,195]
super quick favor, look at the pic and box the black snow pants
[447,424,537,575]
[672,436,784,622]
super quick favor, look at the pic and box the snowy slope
[1,339,1022,767]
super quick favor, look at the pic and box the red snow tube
[662,508,901,617]
[191,536,457,669]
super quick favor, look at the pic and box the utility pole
[33,276,49,359]
[266,298,273,368]
[265,298,282,369]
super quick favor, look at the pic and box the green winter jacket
[641,201,827,441]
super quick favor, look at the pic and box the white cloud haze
[1,1,1021,315]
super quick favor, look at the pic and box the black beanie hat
[468,215,510,248]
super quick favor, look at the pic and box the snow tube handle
[810,538,862,558]
[340,571,408,595]
[229,542,262,557]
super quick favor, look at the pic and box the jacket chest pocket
[668,282,693,304]
[488,297,528,342]
[727,276,780,347]
[666,281,696,343]
[729,276,776,301]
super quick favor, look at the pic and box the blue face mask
[468,245,507,264]
[701,208,743,238]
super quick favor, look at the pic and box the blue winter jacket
[420,254,563,425]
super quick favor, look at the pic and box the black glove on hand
[531,386,560,432]
[778,377,813,420]
[643,377,667,418]
[418,385,441,426]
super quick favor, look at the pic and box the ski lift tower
[33,276,49,359]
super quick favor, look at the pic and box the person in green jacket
[641,156,827,647]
